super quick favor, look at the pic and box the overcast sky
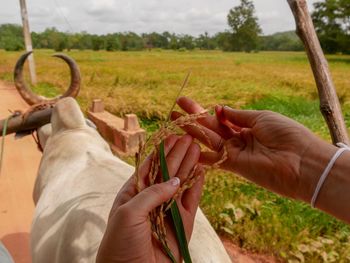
[0,0,318,36]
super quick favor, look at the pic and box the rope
[52,0,74,32]
[0,116,11,177]
[31,131,43,152]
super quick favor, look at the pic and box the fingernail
[169,177,180,186]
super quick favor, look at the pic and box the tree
[104,34,120,51]
[312,0,350,54]
[259,31,303,51]
[196,32,217,50]
[142,32,169,49]
[215,32,233,51]
[178,34,195,50]
[227,0,262,52]
[0,24,24,51]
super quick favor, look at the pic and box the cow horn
[14,51,81,105]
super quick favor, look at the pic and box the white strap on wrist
[311,142,350,208]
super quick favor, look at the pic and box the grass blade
[166,71,191,122]
[160,141,192,263]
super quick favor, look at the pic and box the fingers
[165,135,193,177]
[163,135,180,156]
[115,129,204,214]
[176,97,233,139]
[220,105,262,128]
[199,133,246,169]
[215,105,242,132]
[139,134,179,180]
[171,111,224,152]
[199,151,223,166]
[137,134,179,190]
[175,143,200,182]
[181,165,205,215]
[126,177,181,217]
[176,96,205,114]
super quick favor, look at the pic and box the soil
[220,236,282,263]
[0,82,42,263]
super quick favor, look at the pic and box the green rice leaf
[160,141,192,263]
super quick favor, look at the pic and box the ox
[1,53,232,262]
[32,98,231,262]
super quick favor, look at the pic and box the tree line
[0,24,303,52]
[0,0,348,54]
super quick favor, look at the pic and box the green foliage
[91,34,105,51]
[0,23,307,53]
[0,24,24,51]
[119,32,143,51]
[312,0,350,54]
[177,35,196,50]
[32,27,67,51]
[31,82,62,98]
[1,0,350,55]
[260,31,304,51]
[227,0,262,52]
[215,31,234,51]
[195,32,217,50]
[142,32,169,49]
[104,34,120,51]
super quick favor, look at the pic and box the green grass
[244,95,331,138]
[31,82,61,98]
[1,49,350,262]
[202,171,350,262]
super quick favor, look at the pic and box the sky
[0,0,318,36]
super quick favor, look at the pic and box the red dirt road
[0,82,42,263]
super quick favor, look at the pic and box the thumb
[127,177,181,217]
[216,105,262,129]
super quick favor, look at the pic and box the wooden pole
[287,0,349,146]
[19,0,37,85]
[0,109,52,136]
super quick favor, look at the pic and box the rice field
[1,49,350,262]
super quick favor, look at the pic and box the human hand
[96,135,205,263]
[171,97,335,202]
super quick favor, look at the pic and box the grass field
[1,49,350,262]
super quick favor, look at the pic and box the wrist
[297,137,338,203]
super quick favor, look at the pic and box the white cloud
[0,0,319,36]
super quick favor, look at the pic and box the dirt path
[220,237,280,263]
[0,81,42,263]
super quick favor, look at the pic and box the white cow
[31,97,231,263]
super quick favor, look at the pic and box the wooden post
[287,0,349,146]
[19,0,37,85]
[0,109,52,136]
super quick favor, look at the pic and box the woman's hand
[96,135,205,263]
[171,97,336,202]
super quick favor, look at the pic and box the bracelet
[311,142,350,208]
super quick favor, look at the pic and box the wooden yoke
[287,0,349,145]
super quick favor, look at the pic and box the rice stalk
[134,111,208,262]
[133,73,226,262]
